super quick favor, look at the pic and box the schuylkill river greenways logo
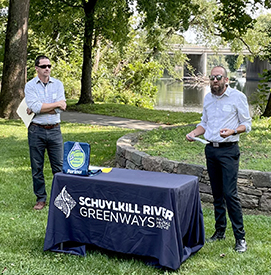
[67,142,86,170]
[54,186,175,231]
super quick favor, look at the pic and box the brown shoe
[33,201,46,210]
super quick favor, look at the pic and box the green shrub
[92,61,163,108]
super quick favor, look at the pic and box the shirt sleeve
[55,80,66,101]
[196,95,208,130]
[24,81,43,114]
[237,92,252,133]
[54,80,66,114]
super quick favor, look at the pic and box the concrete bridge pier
[184,53,207,77]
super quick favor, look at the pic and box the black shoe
[206,231,226,243]
[235,238,247,253]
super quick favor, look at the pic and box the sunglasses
[209,75,224,81]
[37,64,52,69]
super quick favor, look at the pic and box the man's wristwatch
[232,129,238,135]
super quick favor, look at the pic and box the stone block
[125,147,137,161]
[142,156,164,172]
[259,193,271,211]
[199,182,212,194]
[238,186,262,197]
[176,162,205,177]
[237,178,252,186]
[116,156,126,168]
[252,171,271,188]
[200,193,213,203]
[126,160,136,170]
[239,193,259,209]
[116,144,132,156]
[131,151,149,167]
[238,170,253,179]
[162,159,178,173]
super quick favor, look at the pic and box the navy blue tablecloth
[44,168,204,270]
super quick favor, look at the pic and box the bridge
[177,45,250,55]
[171,45,271,81]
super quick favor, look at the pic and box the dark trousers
[205,143,245,240]
[28,124,63,202]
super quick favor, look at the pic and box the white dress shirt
[197,86,252,143]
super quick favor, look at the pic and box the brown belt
[31,122,59,130]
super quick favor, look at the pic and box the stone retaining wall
[116,132,271,212]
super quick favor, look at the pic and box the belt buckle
[213,142,219,147]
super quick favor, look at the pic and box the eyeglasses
[37,64,52,69]
[209,75,224,81]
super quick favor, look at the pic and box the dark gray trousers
[28,124,63,202]
[205,143,245,240]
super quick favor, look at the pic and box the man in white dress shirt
[186,65,252,253]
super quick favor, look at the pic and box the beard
[210,82,226,96]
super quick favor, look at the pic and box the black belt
[31,122,59,130]
[207,141,238,148]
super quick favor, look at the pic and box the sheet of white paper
[188,135,210,144]
[16,98,34,128]
[89,165,105,170]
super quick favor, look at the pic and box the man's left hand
[220,128,234,138]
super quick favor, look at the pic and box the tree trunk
[262,93,271,117]
[0,0,30,118]
[77,0,98,105]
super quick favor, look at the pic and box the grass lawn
[135,116,271,172]
[0,105,271,274]
[68,100,271,171]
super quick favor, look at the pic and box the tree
[187,1,271,116]
[29,0,132,105]
[225,55,239,72]
[235,13,271,117]
[1,0,271,114]
[256,16,271,117]
[28,0,201,105]
[188,0,271,47]
[0,0,30,119]
[0,0,9,72]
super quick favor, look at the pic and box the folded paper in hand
[188,135,210,144]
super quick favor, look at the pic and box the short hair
[212,65,227,77]
[35,55,50,66]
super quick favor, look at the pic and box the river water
[154,77,259,114]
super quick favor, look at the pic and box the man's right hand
[27,108,33,115]
[186,131,196,142]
